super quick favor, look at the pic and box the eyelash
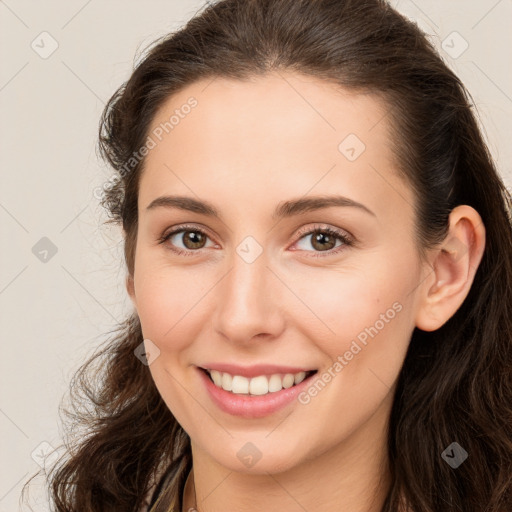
[157,223,354,258]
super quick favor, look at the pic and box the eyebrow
[145,194,376,219]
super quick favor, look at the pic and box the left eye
[294,227,348,253]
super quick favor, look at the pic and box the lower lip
[197,367,316,419]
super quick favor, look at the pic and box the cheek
[296,258,415,377]
[133,263,204,347]
[292,269,413,436]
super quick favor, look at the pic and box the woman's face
[127,71,428,474]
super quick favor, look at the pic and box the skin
[126,71,485,512]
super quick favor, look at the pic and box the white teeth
[249,375,269,395]
[206,369,313,395]
[211,370,222,387]
[231,375,249,394]
[282,373,295,389]
[268,374,283,393]
[294,371,306,385]
[221,372,232,391]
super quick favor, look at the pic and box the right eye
[158,224,216,256]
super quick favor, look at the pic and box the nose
[211,248,286,346]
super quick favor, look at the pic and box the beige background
[1,0,511,509]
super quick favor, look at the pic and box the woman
[28,0,512,510]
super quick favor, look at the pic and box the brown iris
[310,230,336,251]
[181,230,207,249]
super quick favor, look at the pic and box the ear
[126,275,137,308]
[122,228,137,308]
[415,205,486,332]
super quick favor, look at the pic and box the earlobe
[415,205,486,332]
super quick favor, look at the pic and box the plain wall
[1,0,510,509]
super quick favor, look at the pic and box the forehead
[147,71,391,151]
[139,71,413,221]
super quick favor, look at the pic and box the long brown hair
[23,0,512,510]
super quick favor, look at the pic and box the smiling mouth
[199,367,318,396]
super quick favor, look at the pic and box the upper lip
[198,363,317,378]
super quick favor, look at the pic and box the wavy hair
[23,0,512,510]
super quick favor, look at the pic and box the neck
[184,395,393,512]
